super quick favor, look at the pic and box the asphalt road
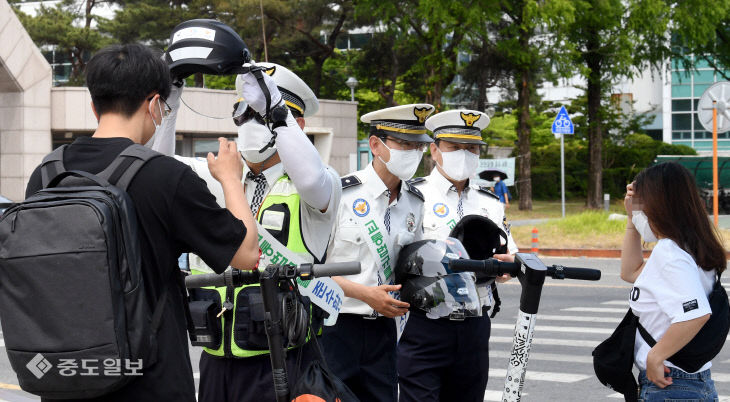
[0,257,728,401]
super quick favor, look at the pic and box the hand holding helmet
[238,69,283,116]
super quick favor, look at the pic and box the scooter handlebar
[547,265,601,281]
[184,262,362,289]
[311,262,361,277]
[449,258,521,277]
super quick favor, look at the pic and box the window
[693,70,715,84]
[672,99,692,112]
[672,114,692,131]
[672,85,691,98]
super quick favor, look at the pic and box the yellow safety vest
[191,174,314,358]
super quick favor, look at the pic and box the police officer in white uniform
[152,64,342,401]
[398,109,517,402]
[322,104,434,402]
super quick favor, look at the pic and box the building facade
[0,0,358,201]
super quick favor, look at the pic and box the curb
[527,248,650,258]
[525,248,730,259]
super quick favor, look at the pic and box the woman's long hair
[634,162,726,274]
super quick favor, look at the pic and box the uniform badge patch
[433,203,449,218]
[406,213,416,232]
[353,198,370,217]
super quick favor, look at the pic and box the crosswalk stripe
[490,350,592,364]
[488,368,591,383]
[530,314,622,323]
[483,390,504,401]
[610,393,730,400]
[490,336,599,348]
[710,373,730,383]
[491,323,612,334]
[484,390,530,401]
[562,307,627,313]
[601,300,629,305]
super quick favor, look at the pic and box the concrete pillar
[0,0,52,201]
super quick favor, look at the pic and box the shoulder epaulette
[341,175,362,189]
[478,186,500,200]
[407,177,426,186]
[405,181,425,202]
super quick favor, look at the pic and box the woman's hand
[646,349,672,388]
[624,181,635,216]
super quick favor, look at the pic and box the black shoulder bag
[637,274,729,373]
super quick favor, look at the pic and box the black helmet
[164,19,251,80]
[395,238,481,320]
[449,214,508,260]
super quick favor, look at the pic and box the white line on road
[488,368,591,383]
[601,300,629,305]
[484,390,530,400]
[491,323,612,334]
[562,307,627,313]
[608,392,730,400]
[532,314,622,323]
[490,336,599,348]
[490,350,593,364]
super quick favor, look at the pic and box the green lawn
[507,201,730,250]
[505,199,627,221]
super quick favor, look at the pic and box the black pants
[197,341,316,402]
[320,314,397,402]
[397,310,491,402]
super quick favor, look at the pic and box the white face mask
[631,211,658,243]
[145,99,164,148]
[437,148,479,181]
[237,121,277,163]
[377,138,423,181]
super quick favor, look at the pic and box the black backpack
[0,144,174,399]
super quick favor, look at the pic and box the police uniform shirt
[176,156,340,262]
[629,238,715,372]
[327,162,425,316]
[416,167,518,253]
[413,167,517,308]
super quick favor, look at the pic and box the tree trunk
[586,39,603,208]
[311,56,325,97]
[194,73,204,88]
[516,68,532,211]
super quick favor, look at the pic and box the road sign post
[551,106,574,218]
[698,82,730,226]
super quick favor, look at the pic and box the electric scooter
[185,262,361,402]
[450,252,601,402]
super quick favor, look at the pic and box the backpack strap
[40,145,68,188]
[97,144,162,191]
[637,321,656,347]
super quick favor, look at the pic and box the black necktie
[247,171,268,216]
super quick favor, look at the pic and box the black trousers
[320,314,398,402]
[197,341,316,402]
[397,310,491,402]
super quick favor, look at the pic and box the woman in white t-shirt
[622,162,726,401]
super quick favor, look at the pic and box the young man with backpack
[8,43,260,401]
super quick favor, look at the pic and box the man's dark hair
[86,44,171,118]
